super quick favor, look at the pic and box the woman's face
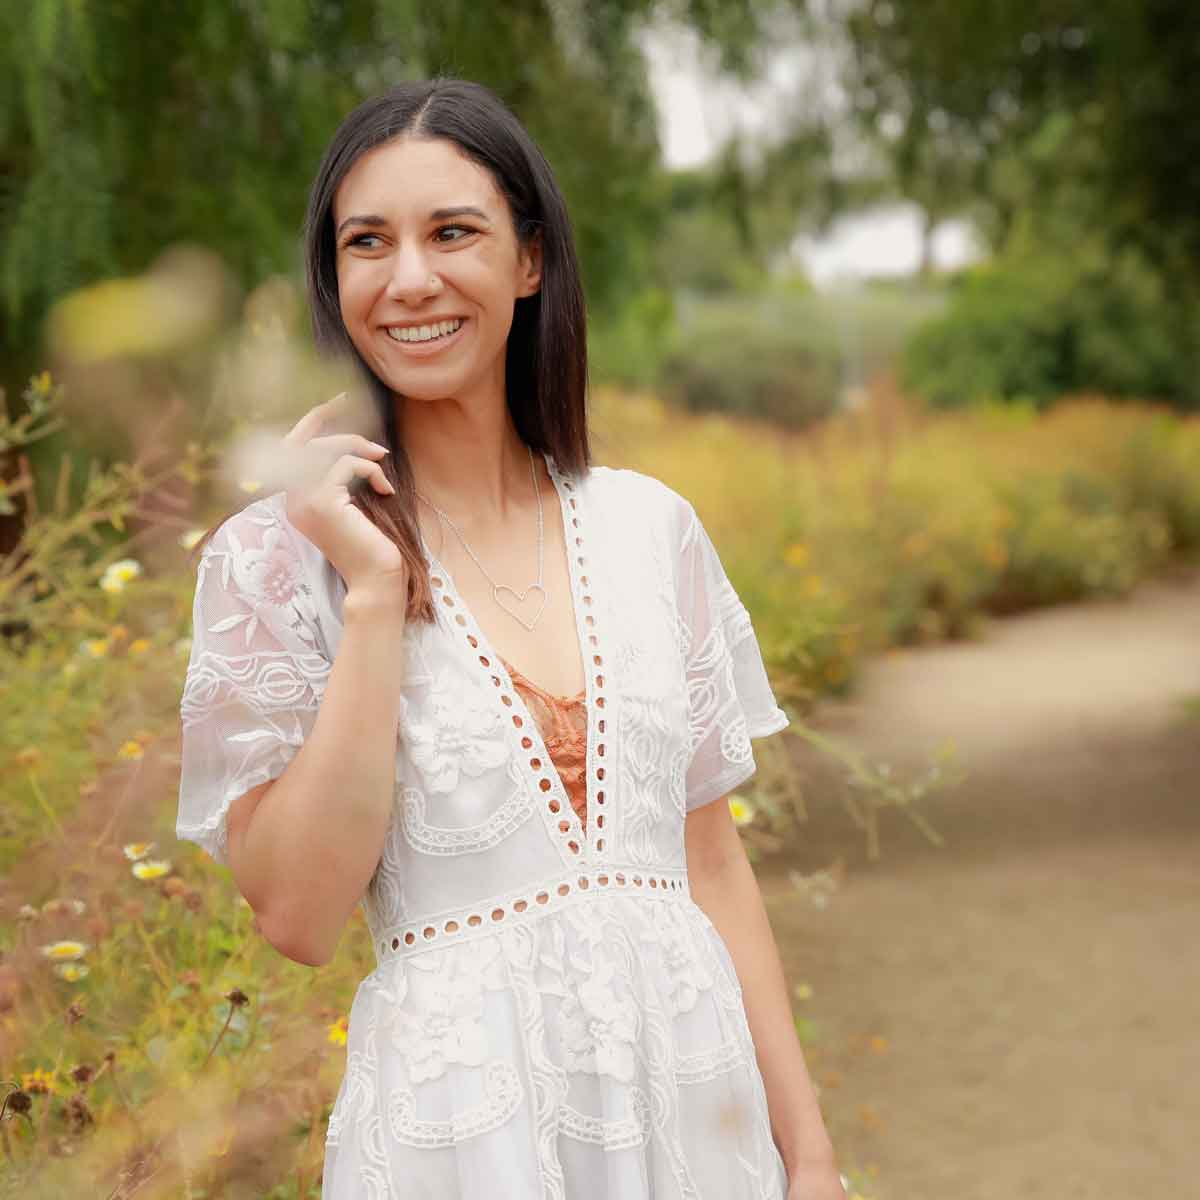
[332,136,542,405]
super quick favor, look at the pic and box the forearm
[689,845,838,1175]
[247,589,408,965]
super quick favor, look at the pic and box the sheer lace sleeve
[675,499,789,813]
[177,498,332,865]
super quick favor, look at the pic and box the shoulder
[585,464,697,532]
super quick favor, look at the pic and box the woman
[177,77,845,1199]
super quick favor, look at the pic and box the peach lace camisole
[497,654,588,832]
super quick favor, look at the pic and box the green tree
[0,0,799,396]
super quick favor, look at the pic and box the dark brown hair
[190,76,590,623]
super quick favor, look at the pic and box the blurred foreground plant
[0,372,215,646]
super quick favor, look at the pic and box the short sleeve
[176,499,332,865]
[675,499,789,813]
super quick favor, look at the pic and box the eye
[435,224,475,243]
[345,233,382,249]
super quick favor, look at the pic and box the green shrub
[660,293,842,428]
[902,244,1200,411]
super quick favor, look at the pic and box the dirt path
[757,564,1200,1199]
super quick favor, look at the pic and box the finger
[323,453,397,494]
[283,394,345,446]
[308,433,391,460]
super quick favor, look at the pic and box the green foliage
[1,0,796,396]
[840,1,1200,289]
[901,241,1200,411]
[660,291,843,428]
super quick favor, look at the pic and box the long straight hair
[191,77,591,623]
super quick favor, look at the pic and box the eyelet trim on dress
[424,452,609,864]
[374,864,691,963]
[547,455,610,858]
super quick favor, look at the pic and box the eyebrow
[335,206,492,238]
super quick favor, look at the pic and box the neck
[396,376,535,524]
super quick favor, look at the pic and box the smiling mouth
[384,317,466,347]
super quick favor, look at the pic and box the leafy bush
[901,244,1200,411]
[659,292,843,428]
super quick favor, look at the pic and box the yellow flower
[129,638,151,655]
[54,963,90,982]
[802,575,823,597]
[108,624,129,641]
[99,559,143,594]
[327,1016,349,1047]
[793,982,814,1001]
[40,940,89,962]
[117,740,145,760]
[80,638,111,658]
[727,796,756,826]
[178,528,205,550]
[123,841,156,861]
[783,542,810,569]
[238,479,263,494]
[31,370,53,396]
[869,1034,889,1054]
[20,1067,58,1095]
[132,859,172,880]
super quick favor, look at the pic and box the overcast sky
[637,18,983,286]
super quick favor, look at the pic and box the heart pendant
[494,583,547,632]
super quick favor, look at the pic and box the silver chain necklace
[414,443,547,632]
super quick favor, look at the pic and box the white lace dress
[177,453,792,1199]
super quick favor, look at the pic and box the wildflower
[802,575,824,597]
[30,370,53,396]
[178,528,205,550]
[132,859,171,881]
[20,1068,57,1095]
[783,542,810,569]
[41,898,87,917]
[17,904,39,921]
[123,841,155,861]
[80,638,111,658]
[226,988,249,1008]
[40,940,89,962]
[327,1016,349,1047]
[99,559,143,594]
[727,796,756,827]
[238,479,263,494]
[793,982,814,1001]
[54,963,90,982]
[128,638,151,655]
[108,624,129,642]
[14,747,42,770]
[117,740,144,761]
[869,1035,889,1054]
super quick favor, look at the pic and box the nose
[383,237,441,305]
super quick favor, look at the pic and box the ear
[517,229,542,298]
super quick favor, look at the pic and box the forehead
[333,136,503,223]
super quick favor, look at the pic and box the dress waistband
[372,863,693,964]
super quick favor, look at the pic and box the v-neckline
[419,450,606,865]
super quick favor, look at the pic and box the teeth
[387,318,463,344]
